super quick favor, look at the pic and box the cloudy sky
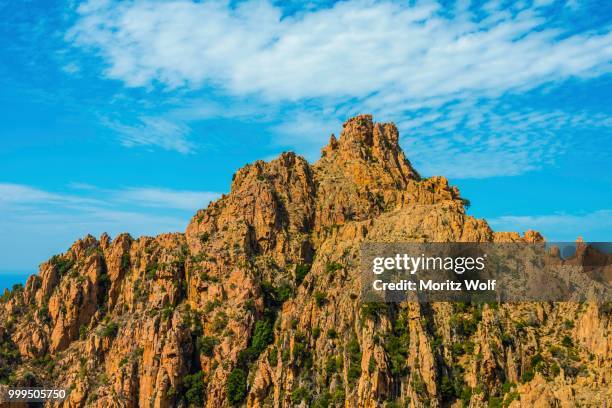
[1,0,611,280]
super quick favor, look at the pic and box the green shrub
[121,254,131,271]
[521,369,535,383]
[460,386,472,405]
[119,356,128,367]
[281,347,290,362]
[502,381,515,394]
[530,353,544,369]
[100,322,119,338]
[0,332,20,383]
[312,391,331,408]
[561,336,573,347]
[251,319,274,355]
[332,389,345,404]
[451,342,465,356]
[183,371,204,406]
[196,336,217,357]
[450,315,478,337]
[226,368,247,405]
[325,262,342,273]
[204,299,221,313]
[212,312,228,332]
[276,283,293,302]
[440,376,455,401]
[347,336,362,384]
[325,356,337,374]
[145,263,158,280]
[312,327,321,339]
[50,255,75,276]
[295,263,311,285]
[314,291,326,307]
[79,325,87,340]
[550,362,561,377]
[198,232,210,244]
[267,347,278,365]
[384,313,410,376]
[505,391,519,406]
[347,365,361,383]
[411,374,427,396]
[326,328,337,339]
[161,304,174,320]
[261,281,293,307]
[488,396,503,408]
[501,333,513,347]
[291,387,310,404]
[361,302,387,320]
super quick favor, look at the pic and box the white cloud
[0,183,220,212]
[67,0,612,104]
[103,116,194,153]
[488,210,612,241]
[116,187,220,211]
[0,183,63,203]
[271,112,343,161]
[65,0,612,175]
[396,101,612,178]
[62,62,80,74]
[0,182,221,270]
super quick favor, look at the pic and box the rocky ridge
[0,115,609,407]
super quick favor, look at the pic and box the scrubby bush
[325,262,343,273]
[226,368,247,405]
[562,336,573,347]
[251,319,274,355]
[212,312,228,332]
[100,322,119,338]
[291,387,311,404]
[121,254,131,271]
[196,336,217,357]
[361,302,387,320]
[347,336,362,384]
[50,255,75,276]
[295,263,311,285]
[314,291,326,307]
[182,371,204,406]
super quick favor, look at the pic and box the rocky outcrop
[0,115,609,407]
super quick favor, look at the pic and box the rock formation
[0,115,609,407]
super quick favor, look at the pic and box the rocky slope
[0,115,609,407]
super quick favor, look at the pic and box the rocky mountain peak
[1,114,606,408]
[319,114,419,185]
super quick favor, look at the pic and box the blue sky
[1,0,611,285]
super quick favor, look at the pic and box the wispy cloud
[0,182,221,270]
[397,100,612,178]
[67,0,612,104]
[65,0,612,177]
[103,116,194,153]
[115,187,220,211]
[271,112,343,160]
[488,210,612,241]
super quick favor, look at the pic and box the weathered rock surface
[0,115,609,407]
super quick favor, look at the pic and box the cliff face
[0,115,609,407]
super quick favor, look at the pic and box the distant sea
[0,273,31,292]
